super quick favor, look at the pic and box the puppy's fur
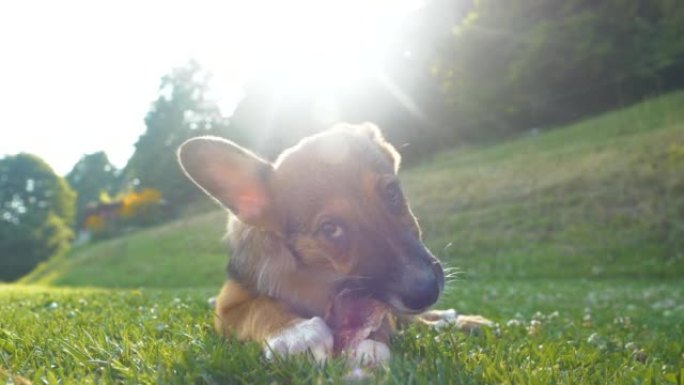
[178,123,489,364]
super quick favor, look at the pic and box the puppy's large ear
[177,136,277,230]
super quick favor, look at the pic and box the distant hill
[22,92,684,287]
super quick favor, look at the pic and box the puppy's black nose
[402,276,440,311]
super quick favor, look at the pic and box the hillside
[406,91,684,278]
[21,92,684,287]
[21,211,228,288]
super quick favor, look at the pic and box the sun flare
[0,0,424,174]
[204,0,424,109]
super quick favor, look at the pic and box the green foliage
[221,0,684,161]
[66,151,120,227]
[1,281,682,384]
[0,154,76,281]
[124,61,235,210]
[433,0,684,139]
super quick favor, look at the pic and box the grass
[21,211,228,288]
[3,92,684,383]
[2,281,683,384]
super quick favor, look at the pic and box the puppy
[177,123,490,365]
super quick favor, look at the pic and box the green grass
[3,92,684,383]
[2,281,683,384]
[21,211,228,288]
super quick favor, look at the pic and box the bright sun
[202,0,424,111]
[0,0,424,175]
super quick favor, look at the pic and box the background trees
[0,154,75,281]
[225,0,684,160]
[66,151,120,227]
[123,61,235,211]
[431,0,684,139]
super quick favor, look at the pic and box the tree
[66,151,120,227]
[0,154,76,281]
[124,61,233,209]
[432,0,684,140]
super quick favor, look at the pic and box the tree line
[2,0,683,281]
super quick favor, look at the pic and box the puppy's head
[178,123,444,314]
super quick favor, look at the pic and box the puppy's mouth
[387,295,428,315]
[335,274,440,316]
[347,287,429,315]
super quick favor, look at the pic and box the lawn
[2,281,682,384]
[3,92,684,384]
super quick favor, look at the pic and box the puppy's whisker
[441,263,464,286]
[440,242,454,254]
[447,273,463,279]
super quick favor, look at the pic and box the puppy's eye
[319,221,345,243]
[386,182,401,201]
[385,181,403,206]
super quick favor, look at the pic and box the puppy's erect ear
[177,136,277,230]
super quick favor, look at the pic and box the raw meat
[324,289,389,354]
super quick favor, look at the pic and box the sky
[0,0,421,176]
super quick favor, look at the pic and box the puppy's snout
[382,232,445,313]
[399,261,443,311]
[401,274,440,311]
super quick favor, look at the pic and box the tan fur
[214,280,301,341]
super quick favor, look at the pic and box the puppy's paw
[424,309,458,329]
[264,317,333,363]
[345,339,390,366]
[424,309,494,332]
[454,314,494,333]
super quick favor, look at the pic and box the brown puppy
[177,123,490,365]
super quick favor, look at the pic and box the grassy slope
[405,91,684,278]
[21,91,684,287]
[3,92,684,384]
[21,211,228,288]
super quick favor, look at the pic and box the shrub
[0,154,75,281]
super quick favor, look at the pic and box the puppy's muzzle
[398,261,443,311]
[386,233,445,314]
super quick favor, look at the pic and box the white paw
[430,309,493,331]
[429,309,458,330]
[455,314,494,332]
[345,339,390,366]
[263,317,333,363]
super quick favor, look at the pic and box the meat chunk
[324,289,389,354]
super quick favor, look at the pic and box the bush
[81,188,167,241]
[0,154,75,281]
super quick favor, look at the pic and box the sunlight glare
[0,0,425,174]
[207,0,425,102]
